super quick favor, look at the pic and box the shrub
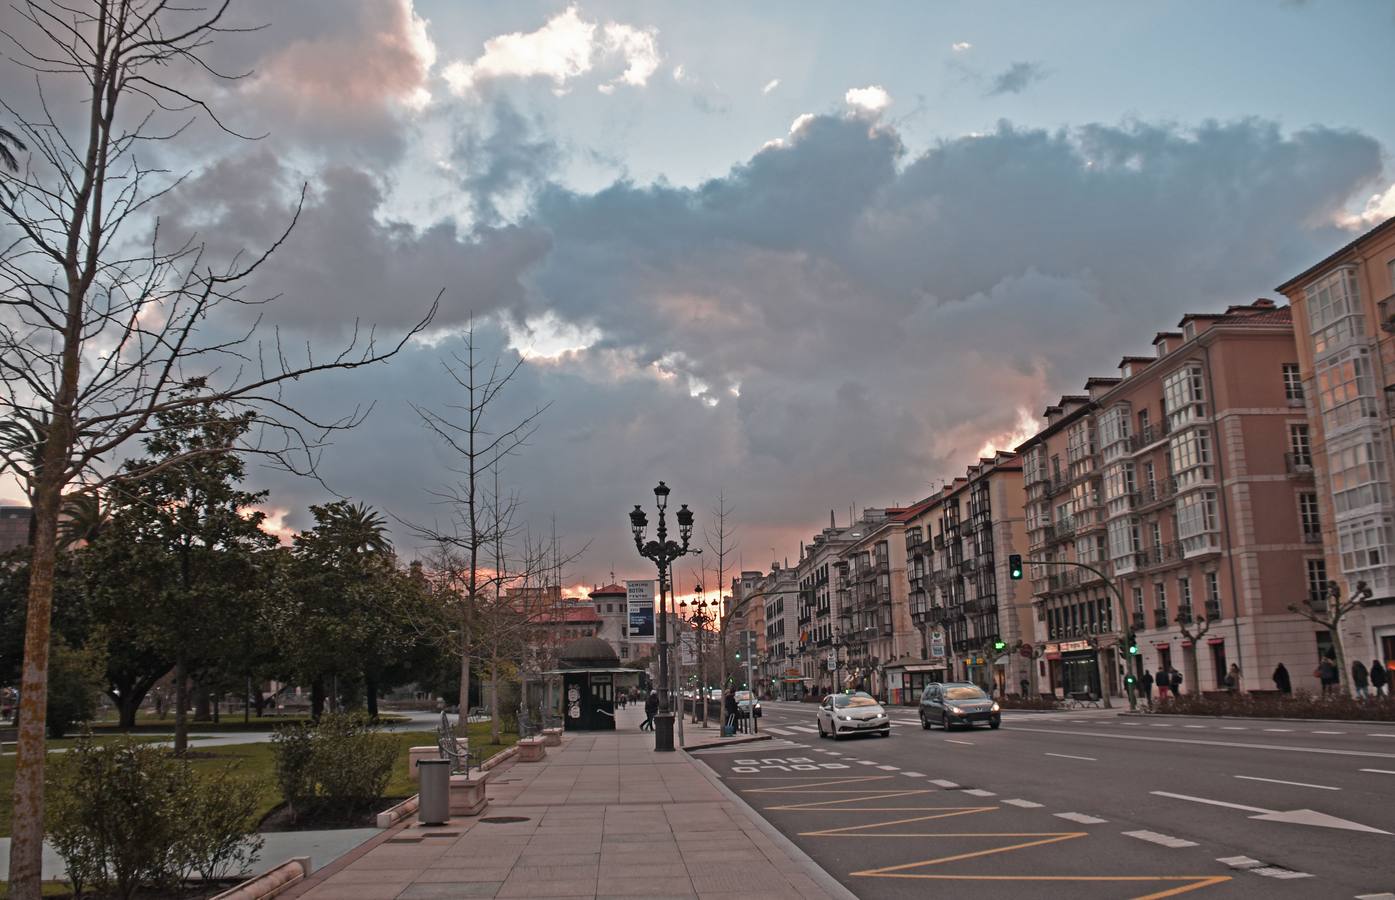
[1155,690,1395,721]
[271,713,397,824]
[47,734,262,899]
[46,642,104,738]
[997,694,1060,711]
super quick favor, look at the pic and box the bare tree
[704,491,738,689]
[403,319,549,731]
[1175,609,1214,695]
[0,4,434,895]
[1290,579,1371,696]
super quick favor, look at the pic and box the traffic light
[735,650,741,660]
[1127,635,1140,656]
[1125,673,1137,686]
[993,639,1006,652]
[1008,553,1023,580]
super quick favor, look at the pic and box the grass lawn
[0,722,518,838]
[78,711,409,734]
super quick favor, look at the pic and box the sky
[3,0,1394,599]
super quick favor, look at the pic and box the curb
[211,856,309,900]
[375,794,419,828]
[684,733,773,751]
[1118,710,1395,726]
[480,744,517,771]
[686,747,858,900]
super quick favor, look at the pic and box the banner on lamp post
[626,579,656,643]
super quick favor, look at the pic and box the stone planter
[449,772,489,816]
[408,746,440,782]
[541,727,562,747]
[517,737,546,762]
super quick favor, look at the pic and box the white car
[815,691,890,739]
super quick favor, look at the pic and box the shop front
[884,661,947,706]
[1044,640,1101,698]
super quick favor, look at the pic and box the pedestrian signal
[1008,554,1023,580]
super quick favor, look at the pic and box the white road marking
[1002,798,1043,808]
[1153,791,1391,834]
[877,765,900,771]
[930,779,959,788]
[1045,752,1097,761]
[762,727,793,735]
[1359,768,1395,775]
[1263,728,1294,733]
[1217,856,1263,869]
[1312,730,1345,735]
[961,788,996,797]
[1234,774,1339,791]
[1121,721,1141,726]
[1370,733,1395,738]
[945,739,974,746]
[1221,726,1247,731]
[1149,723,1172,728]
[1055,812,1107,824]
[1355,893,1395,899]
[856,760,878,766]
[1122,830,1198,848]
[1011,725,1395,759]
[901,771,927,777]
[1252,867,1312,879]
[1183,725,1205,729]
[787,725,819,733]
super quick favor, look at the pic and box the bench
[436,711,474,774]
[517,736,547,762]
[1067,691,1101,709]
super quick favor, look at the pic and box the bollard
[417,758,450,826]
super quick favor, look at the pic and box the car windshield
[833,693,879,708]
[944,686,989,701]
[735,691,754,702]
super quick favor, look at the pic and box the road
[688,700,1395,899]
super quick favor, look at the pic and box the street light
[630,481,699,751]
[680,591,715,727]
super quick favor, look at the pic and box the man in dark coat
[1371,660,1389,698]
[641,690,658,731]
[1272,662,1292,695]
[1353,660,1370,699]
[1139,669,1154,705]
[723,687,740,735]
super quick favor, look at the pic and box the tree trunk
[7,472,64,899]
[1329,615,1351,697]
[456,614,471,733]
[365,670,379,719]
[173,654,188,754]
[193,678,211,722]
[311,676,326,720]
[489,656,501,743]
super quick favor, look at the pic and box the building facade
[832,511,912,700]
[1019,298,1331,697]
[794,515,860,694]
[588,583,632,661]
[1277,216,1395,680]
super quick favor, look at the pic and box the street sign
[1019,642,1034,658]
[626,580,656,643]
[826,651,836,671]
[930,635,945,659]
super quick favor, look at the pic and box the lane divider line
[1054,812,1108,824]
[1234,774,1339,791]
[1002,799,1043,808]
[1123,830,1198,848]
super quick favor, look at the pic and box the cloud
[442,5,659,97]
[951,41,973,52]
[844,85,892,113]
[1336,181,1395,230]
[763,78,782,94]
[987,61,1048,96]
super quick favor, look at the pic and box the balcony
[1204,600,1222,621]
[1380,294,1395,333]
[1177,605,1193,625]
[1153,607,1169,629]
[1302,529,1322,544]
[1139,541,1184,570]
[1043,474,1068,498]
[1130,612,1145,631]
[1128,419,1172,453]
[1135,478,1178,510]
[881,622,893,636]
[934,534,945,550]
[1285,453,1314,478]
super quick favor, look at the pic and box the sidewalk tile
[399,883,501,898]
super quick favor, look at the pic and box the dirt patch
[257,796,412,832]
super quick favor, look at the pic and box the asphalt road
[688,700,1395,900]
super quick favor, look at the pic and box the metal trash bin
[417,758,450,825]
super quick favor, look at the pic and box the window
[1066,420,1095,465]
[1306,266,1364,358]
[1103,462,1136,503]
[1150,521,1163,551]
[1098,404,1131,453]
[1314,347,1378,435]
[1178,576,1192,614]
[1163,364,1207,428]
[1306,558,1328,606]
[1326,432,1388,514]
[1299,493,1321,538]
[1176,490,1219,554]
[1170,428,1213,488]
[1337,515,1394,593]
[1075,535,1099,565]
[1282,363,1303,402]
[1107,518,1140,566]
[1154,581,1167,611]
[1288,423,1312,467]
[1132,585,1144,615]
[1206,571,1220,606]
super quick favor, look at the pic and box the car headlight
[839,714,853,721]
[990,702,1000,713]
[949,706,964,715]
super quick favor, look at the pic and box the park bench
[436,711,474,774]
[1067,691,1101,709]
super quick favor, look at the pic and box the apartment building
[1277,215,1395,676]
[794,514,860,694]
[0,506,30,554]
[1019,298,1328,698]
[832,510,912,700]
[754,562,801,698]
[587,583,631,660]
[898,453,1031,703]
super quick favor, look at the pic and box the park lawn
[0,722,518,838]
[0,882,71,897]
[84,712,409,734]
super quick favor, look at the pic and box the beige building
[898,453,1032,703]
[1277,216,1395,680]
[794,514,861,694]
[1018,298,1328,698]
[832,510,913,700]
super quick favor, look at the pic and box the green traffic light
[1008,553,1023,580]
[993,640,1006,652]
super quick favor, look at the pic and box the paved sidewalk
[284,706,848,900]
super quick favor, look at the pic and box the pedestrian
[641,690,658,731]
[1140,669,1154,705]
[1316,656,1338,695]
[723,687,739,736]
[1272,662,1292,695]
[1224,663,1241,693]
[1371,660,1389,697]
[1168,666,1184,697]
[1155,668,1170,702]
[1352,660,1370,699]
[1020,677,1030,697]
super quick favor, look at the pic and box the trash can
[417,758,450,825]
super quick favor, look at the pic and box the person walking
[1372,660,1389,698]
[1352,660,1370,699]
[641,690,658,731]
[1167,666,1184,697]
[1140,669,1155,706]
[1155,668,1170,702]
[1272,662,1292,695]
[1317,656,1339,695]
[1224,663,1242,693]
[723,687,739,736]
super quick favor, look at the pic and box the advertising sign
[626,579,656,643]
[930,634,945,659]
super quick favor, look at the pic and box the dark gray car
[919,682,1001,730]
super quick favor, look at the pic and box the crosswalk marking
[1002,799,1043,808]
[877,765,900,771]
[930,779,959,788]
[900,771,927,777]
[961,788,996,797]
[762,727,793,735]
[1252,867,1311,879]
[787,725,818,733]
[1123,830,1198,848]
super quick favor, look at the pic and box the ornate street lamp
[630,482,699,751]
[681,591,715,727]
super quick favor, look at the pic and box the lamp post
[630,481,698,752]
[680,591,715,727]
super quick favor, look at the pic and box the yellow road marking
[799,809,997,833]
[848,873,1231,900]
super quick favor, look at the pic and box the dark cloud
[987,61,1048,96]
[451,99,563,225]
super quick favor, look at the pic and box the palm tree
[325,501,392,556]
[58,491,108,548]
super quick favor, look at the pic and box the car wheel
[879,729,890,738]
[941,711,952,730]
[920,713,931,730]
[990,721,1001,730]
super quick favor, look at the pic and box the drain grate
[479,816,530,824]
